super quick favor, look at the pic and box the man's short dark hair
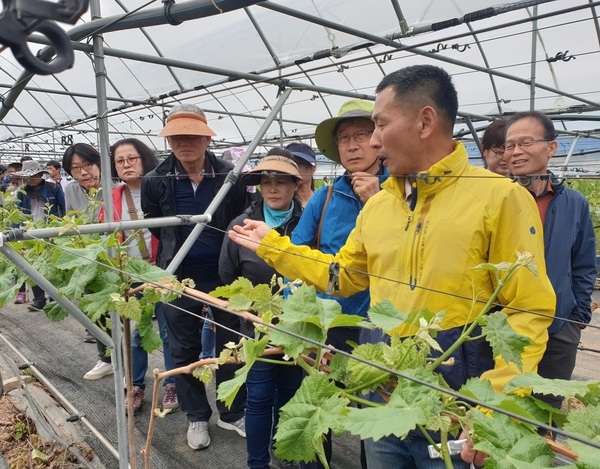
[375,65,458,134]
[62,143,101,176]
[8,162,22,171]
[506,111,557,141]
[46,160,61,170]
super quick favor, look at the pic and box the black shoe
[83,331,97,343]
[27,302,46,312]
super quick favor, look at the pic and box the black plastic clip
[326,262,340,295]
[0,0,88,75]
[162,0,182,26]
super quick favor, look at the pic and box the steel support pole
[89,0,128,465]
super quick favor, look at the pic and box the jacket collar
[382,141,468,200]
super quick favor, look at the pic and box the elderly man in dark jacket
[505,110,597,409]
[142,104,251,450]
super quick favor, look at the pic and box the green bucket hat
[314,100,374,164]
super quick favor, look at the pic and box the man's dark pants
[165,280,246,423]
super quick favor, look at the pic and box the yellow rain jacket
[258,142,555,391]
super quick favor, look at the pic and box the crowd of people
[0,63,595,469]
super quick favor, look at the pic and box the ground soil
[0,393,92,468]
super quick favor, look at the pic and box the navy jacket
[540,177,596,335]
[141,150,253,275]
[16,181,65,220]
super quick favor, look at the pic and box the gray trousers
[536,320,582,408]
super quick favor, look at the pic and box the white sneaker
[187,421,210,450]
[217,416,246,437]
[83,360,114,380]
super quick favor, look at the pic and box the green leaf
[328,312,365,330]
[30,449,49,462]
[59,262,98,299]
[269,321,324,358]
[460,378,546,432]
[138,320,163,355]
[228,293,253,311]
[345,368,442,441]
[251,289,285,316]
[79,290,118,322]
[112,295,143,321]
[87,269,122,293]
[482,311,531,371]
[218,337,269,408]
[473,261,513,272]
[52,243,106,270]
[44,301,68,321]
[123,257,176,284]
[211,277,254,298]
[506,373,599,401]
[346,343,389,392]
[468,409,555,468]
[275,373,348,466]
[368,300,407,333]
[563,406,600,467]
[283,284,323,321]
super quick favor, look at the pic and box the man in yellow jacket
[229,65,555,469]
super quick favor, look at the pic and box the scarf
[263,200,294,229]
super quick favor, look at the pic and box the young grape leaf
[59,262,99,299]
[506,373,599,401]
[563,406,600,467]
[88,269,122,293]
[218,337,269,408]
[367,300,407,333]
[52,243,107,270]
[44,301,68,322]
[269,321,324,358]
[282,284,322,320]
[252,292,285,316]
[275,373,349,467]
[346,368,443,441]
[228,293,253,312]
[112,295,143,321]
[468,408,555,468]
[123,257,176,284]
[79,290,119,322]
[138,322,162,355]
[461,378,550,432]
[346,343,389,392]
[482,311,531,371]
[211,277,254,298]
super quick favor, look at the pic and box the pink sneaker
[14,292,26,304]
[162,383,179,411]
[126,386,144,415]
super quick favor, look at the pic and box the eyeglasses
[503,138,551,153]
[488,147,505,158]
[335,129,373,146]
[70,162,96,174]
[114,156,141,167]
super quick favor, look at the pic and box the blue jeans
[132,302,175,390]
[246,359,303,469]
[364,434,470,469]
[200,307,216,359]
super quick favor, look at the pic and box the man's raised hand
[228,219,272,252]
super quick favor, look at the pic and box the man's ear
[418,106,437,138]
[547,140,558,159]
